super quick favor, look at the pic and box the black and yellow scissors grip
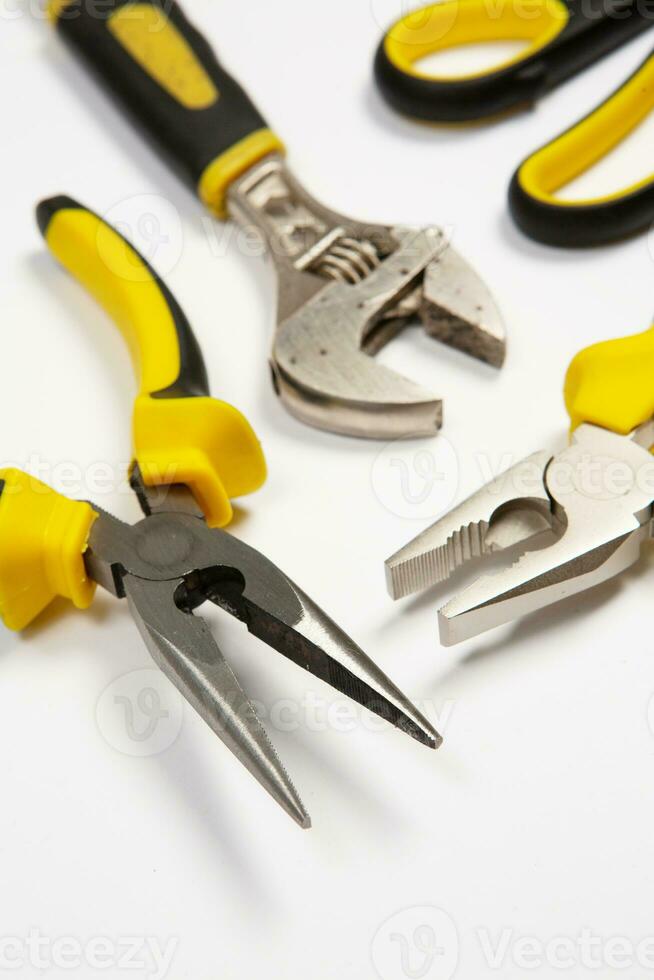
[49,0,284,217]
[38,197,266,526]
[375,0,654,122]
[510,50,654,246]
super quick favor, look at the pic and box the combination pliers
[0,197,439,829]
[386,325,654,644]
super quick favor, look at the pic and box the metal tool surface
[49,0,506,437]
[386,326,654,644]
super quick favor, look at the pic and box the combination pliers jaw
[386,328,654,646]
[0,198,439,830]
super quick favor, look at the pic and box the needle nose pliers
[0,197,440,829]
[386,324,654,645]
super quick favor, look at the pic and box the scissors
[374,0,654,246]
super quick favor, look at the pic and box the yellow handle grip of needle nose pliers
[0,469,97,631]
[564,325,654,438]
[37,197,266,527]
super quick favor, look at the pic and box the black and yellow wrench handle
[37,196,266,527]
[49,0,284,217]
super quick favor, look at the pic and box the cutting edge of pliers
[385,324,654,645]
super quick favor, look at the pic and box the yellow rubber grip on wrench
[0,469,97,631]
[38,197,266,527]
[564,325,654,436]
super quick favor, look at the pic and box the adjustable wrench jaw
[228,155,505,439]
[272,226,448,439]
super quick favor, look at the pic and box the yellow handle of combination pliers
[0,469,97,631]
[565,325,654,437]
[37,196,266,527]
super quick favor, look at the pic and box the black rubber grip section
[147,270,211,399]
[374,0,654,122]
[508,48,654,247]
[36,194,82,236]
[36,194,210,398]
[509,174,654,247]
[53,0,269,194]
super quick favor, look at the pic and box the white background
[2,2,654,978]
